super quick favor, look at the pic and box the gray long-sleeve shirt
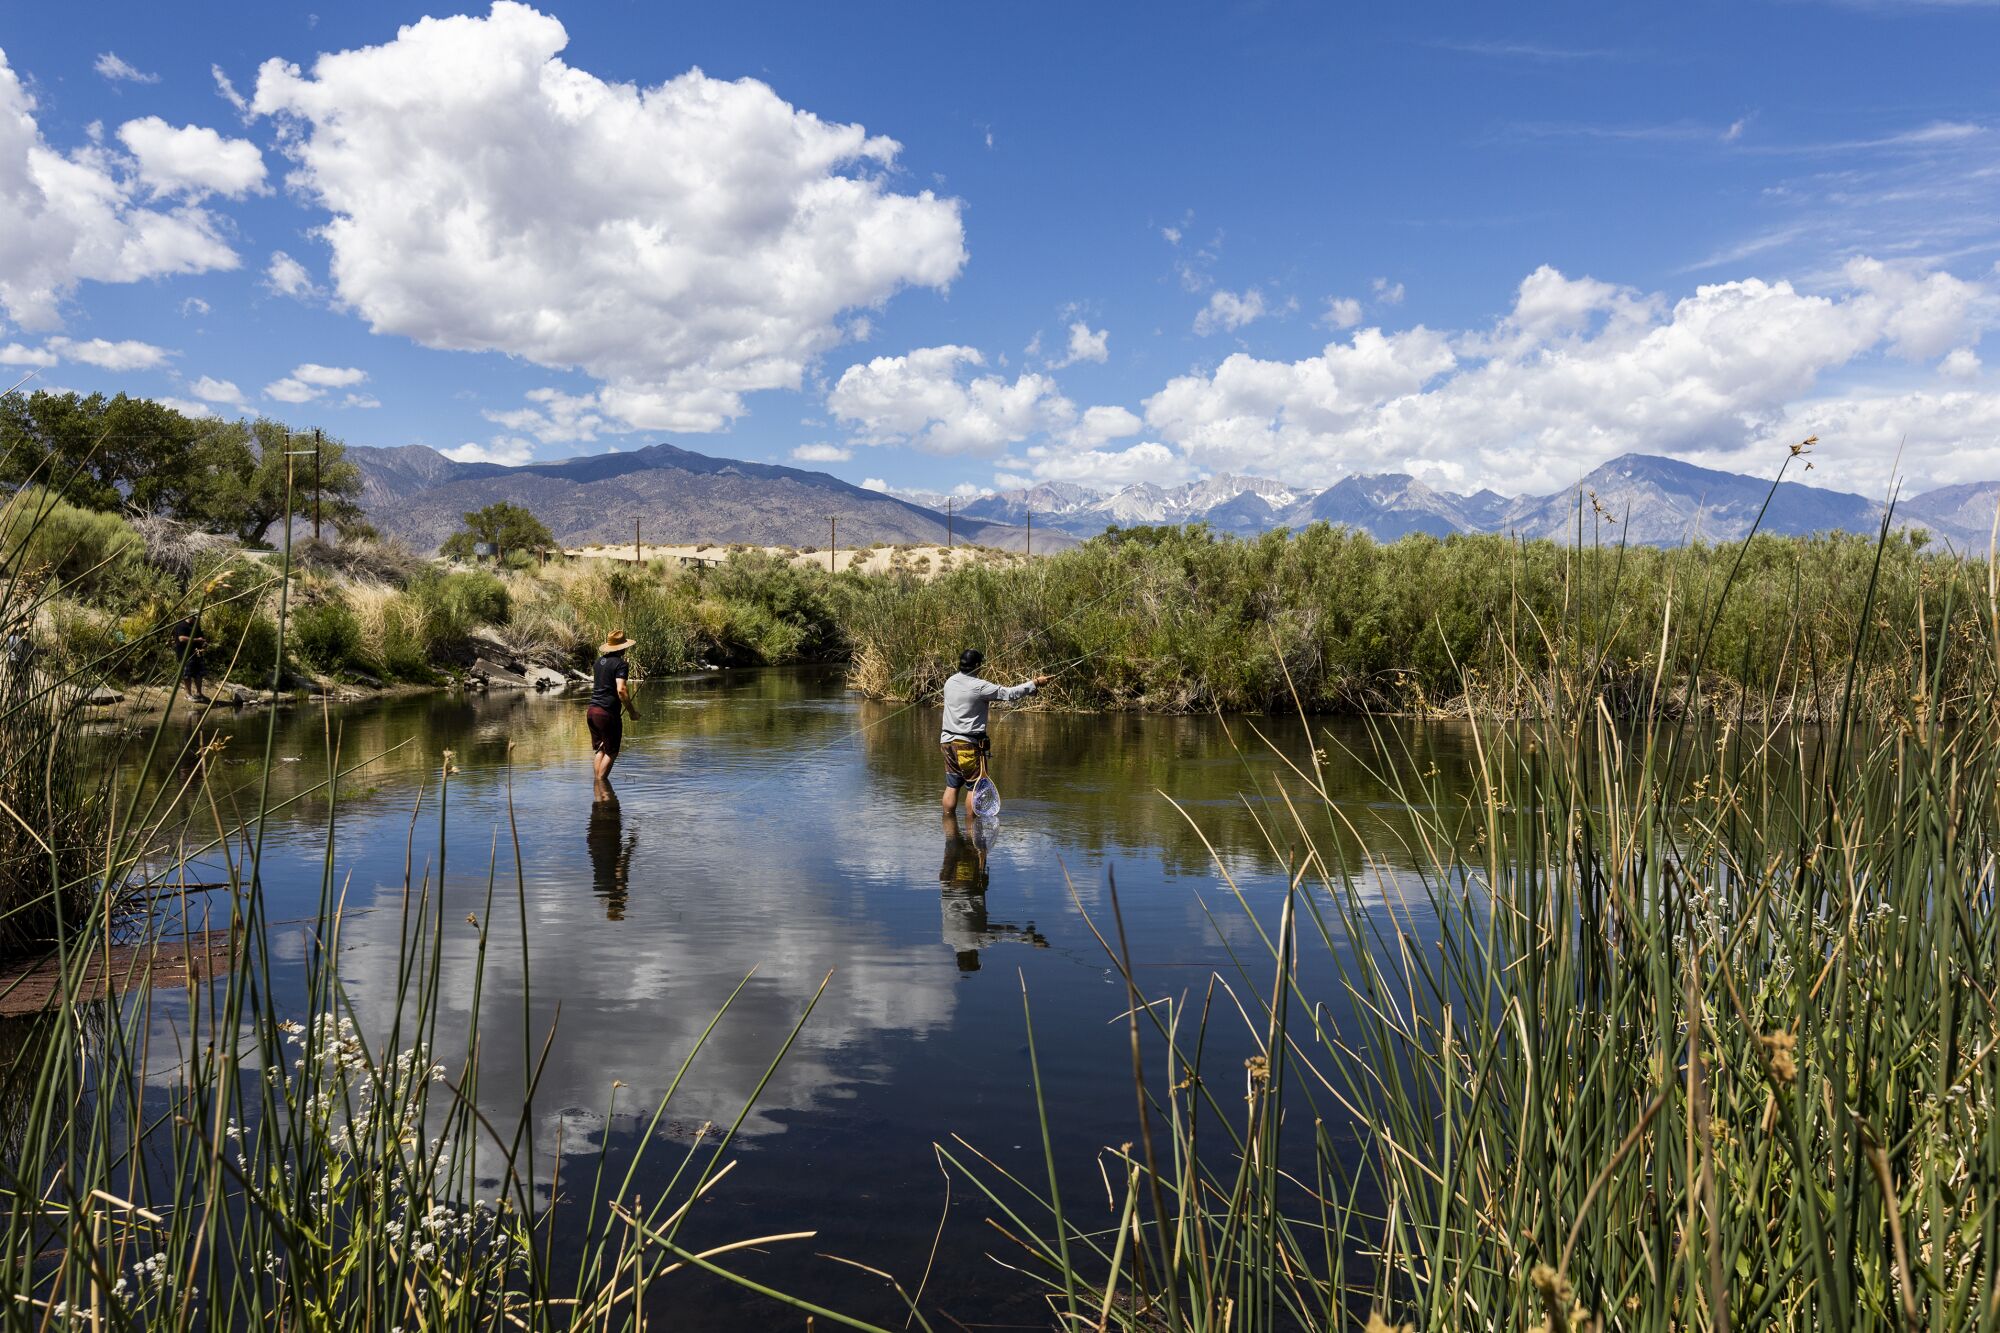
[939,672,1036,742]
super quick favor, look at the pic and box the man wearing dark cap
[938,648,1046,822]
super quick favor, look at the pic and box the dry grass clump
[291,535,425,587]
[342,580,424,675]
[493,568,593,664]
[129,513,236,580]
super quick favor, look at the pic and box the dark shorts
[940,735,989,789]
[183,653,206,681]
[587,705,622,757]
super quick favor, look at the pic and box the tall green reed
[950,467,2000,1330]
[0,475,921,1331]
[841,516,1986,722]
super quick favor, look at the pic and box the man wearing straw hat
[588,629,640,800]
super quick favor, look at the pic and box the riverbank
[83,677,447,724]
[20,485,1994,725]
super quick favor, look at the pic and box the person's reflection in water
[587,796,636,921]
[938,817,1047,972]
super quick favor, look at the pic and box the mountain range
[900,455,2000,549]
[346,441,2000,555]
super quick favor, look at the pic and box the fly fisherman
[588,630,641,801]
[939,649,1048,823]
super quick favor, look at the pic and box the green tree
[439,502,556,563]
[0,391,255,526]
[232,419,370,545]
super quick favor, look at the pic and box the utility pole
[945,497,953,550]
[312,428,323,544]
[829,516,837,574]
[282,448,317,550]
[1026,509,1032,558]
[634,517,641,566]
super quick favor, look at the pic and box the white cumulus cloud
[484,387,608,445]
[0,48,240,329]
[263,251,318,299]
[47,335,172,370]
[1051,320,1110,367]
[154,396,215,418]
[1026,440,1190,487]
[828,344,1076,455]
[1941,347,1983,380]
[1066,404,1143,449]
[250,1,965,433]
[791,443,852,463]
[190,374,244,403]
[292,363,366,388]
[265,362,366,403]
[1193,288,1268,336]
[1142,259,2000,493]
[0,342,57,367]
[1321,297,1363,330]
[94,53,158,85]
[444,436,534,466]
[211,65,250,118]
[116,117,267,198]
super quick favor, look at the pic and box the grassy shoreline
[22,482,1993,726]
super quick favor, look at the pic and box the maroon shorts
[587,705,622,757]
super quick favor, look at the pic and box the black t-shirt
[175,619,204,656]
[589,652,629,710]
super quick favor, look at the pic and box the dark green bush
[199,594,281,686]
[405,569,510,660]
[291,597,365,676]
[1,488,171,612]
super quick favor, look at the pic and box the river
[125,667,1476,1325]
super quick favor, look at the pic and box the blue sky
[3,1,1998,501]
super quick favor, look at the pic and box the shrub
[406,569,509,660]
[0,488,167,611]
[291,596,365,676]
[43,600,123,673]
[199,592,282,686]
[618,585,704,676]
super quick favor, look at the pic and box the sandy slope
[561,541,1030,577]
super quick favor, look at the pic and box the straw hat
[599,629,636,655]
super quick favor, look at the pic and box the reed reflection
[938,817,1046,972]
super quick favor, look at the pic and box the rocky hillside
[347,441,1072,554]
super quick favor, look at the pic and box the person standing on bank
[588,630,640,800]
[174,615,210,705]
[939,649,1048,822]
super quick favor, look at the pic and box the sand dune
[562,541,1031,578]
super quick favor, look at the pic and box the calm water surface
[142,668,1477,1326]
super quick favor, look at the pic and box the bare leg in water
[593,746,617,802]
